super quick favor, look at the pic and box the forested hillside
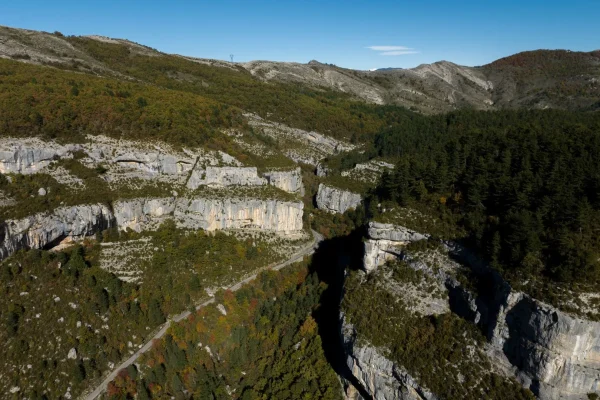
[106,262,341,400]
[1,24,600,400]
[368,110,600,284]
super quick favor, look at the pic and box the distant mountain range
[0,25,599,114]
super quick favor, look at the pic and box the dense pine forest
[364,110,600,284]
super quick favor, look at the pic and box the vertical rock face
[315,184,362,214]
[363,222,429,272]
[111,153,195,176]
[113,198,177,232]
[112,197,304,233]
[0,140,82,174]
[342,316,437,400]
[316,163,330,177]
[263,167,304,195]
[186,166,267,189]
[187,166,305,194]
[174,198,303,232]
[355,221,600,399]
[0,137,305,194]
[0,198,304,260]
[0,204,113,259]
[489,290,600,399]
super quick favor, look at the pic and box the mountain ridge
[1,25,599,114]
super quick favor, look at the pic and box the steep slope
[1,25,598,118]
[243,53,600,113]
[482,49,600,110]
[0,26,407,143]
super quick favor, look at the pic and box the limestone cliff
[356,221,600,399]
[342,315,437,400]
[0,197,303,260]
[263,167,304,195]
[114,197,304,233]
[489,289,600,399]
[363,222,429,272]
[0,204,113,259]
[0,137,305,194]
[316,184,362,214]
[0,138,82,174]
[186,166,267,189]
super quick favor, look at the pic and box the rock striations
[0,137,305,194]
[0,198,303,261]
[349,221,600,400]
[489,289,600,400]
[342,315,437,400]
[262,167,304,195]
[363,222,430,272]
[0,139,82,174]
[186,166,267,189]
[315,184,362,214]
[0,204,113,260]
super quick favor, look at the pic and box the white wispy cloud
[367,45,419,56]
[380,50,420,56]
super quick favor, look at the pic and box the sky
[2,0,599,70]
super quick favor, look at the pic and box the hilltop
[1,26,599,115]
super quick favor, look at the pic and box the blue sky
[2,0,599,70]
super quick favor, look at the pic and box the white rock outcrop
[263,167,304,194]
[315,184,362,214]
[489,290,600,399]
[342,316,436,400]
[358,221,600,399]
[0,197,303,260]
[114,197,303,233]
[0,204,113,260]
[186,166,267,189]
[363,222,430,272]
[0,139,81,174]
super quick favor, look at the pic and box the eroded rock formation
[263,167,304,195]
[315,184,362,214]
[0,197,303,261]
[0,204,113,259]
[342,315,437,400]
[352,221,600,399]
[186,166,267,189]
[489,290,600,399]
[363,222,429,272]
[0,137,305,194]
[0,139,82,174]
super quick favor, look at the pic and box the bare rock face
[0,139,82,174]
[0,198,303,260]
[113,197,304,233]
[174,198,303,232]
[0,204,113,259]
[246,113,355,166]
[112,198,177,232]
[316,163,330,177]
[363,222,429,272]
[489,290,600,399]
[263,167,304,195]
[342,316,437,400]
[110,152,194,176]
[360,221,600,399]
[315,184,362,214]
[186,166,267,189]
[0,137,305,194]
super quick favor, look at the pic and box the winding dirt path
[83,231,323,400]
